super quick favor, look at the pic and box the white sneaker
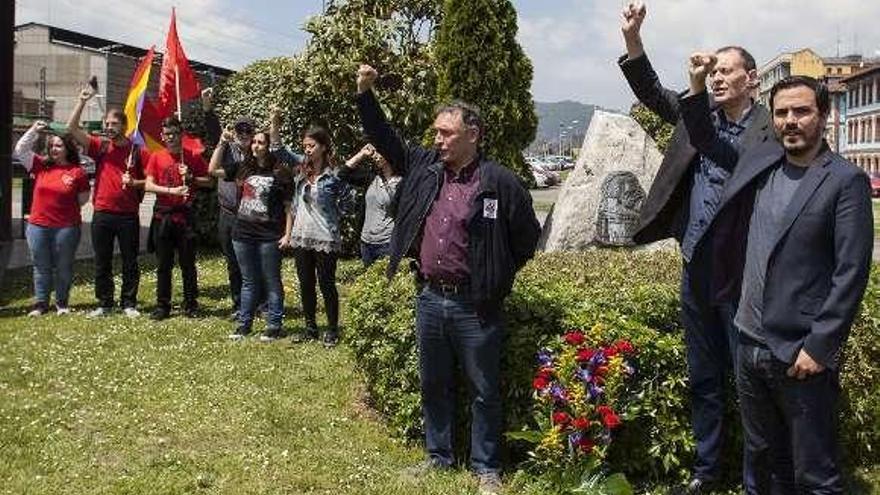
[27,306,48,317]
[56,306,72,316]
[88,307,112,318]
[122,307,141,318]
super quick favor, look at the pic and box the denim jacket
[290,167,356,252]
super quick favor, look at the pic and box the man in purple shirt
[356,65,540,494]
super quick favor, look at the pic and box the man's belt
[425,278,470,296]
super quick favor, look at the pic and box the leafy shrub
[345,250,880,486]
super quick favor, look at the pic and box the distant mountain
[534,100,604,143]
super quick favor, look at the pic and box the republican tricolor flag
[124,46,163,151]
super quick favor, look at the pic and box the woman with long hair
[13,121,91,316]
[210,129,294,341]
[287,126,354,347]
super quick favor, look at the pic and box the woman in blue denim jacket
[286,126,355,347]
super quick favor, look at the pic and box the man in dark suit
[681,68,874,493]
[618,3,772,492]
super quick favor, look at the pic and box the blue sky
[17,0,880,110]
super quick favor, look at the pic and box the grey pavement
[6,184,154,270]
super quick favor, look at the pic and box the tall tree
[217,0,442,159]
[433,0,537,184]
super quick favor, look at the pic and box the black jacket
[356,90,540,305]
[619,53,772,247]
[682,93,874,369]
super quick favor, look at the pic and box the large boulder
[539,110,664,251]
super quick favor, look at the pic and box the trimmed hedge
[345,251,880,485]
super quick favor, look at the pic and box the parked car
[871,173,880,198]
[531,161,560,188]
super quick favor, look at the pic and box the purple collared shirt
[419,161,481,282]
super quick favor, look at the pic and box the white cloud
[16,0,314,70]
[517,0,880,108]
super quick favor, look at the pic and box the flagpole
[123,108,144,190]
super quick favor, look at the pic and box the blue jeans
[26,223,81,307]
[360,241,390,266]
[416,286,504,474]
[233,239,283,329]
[681,260,744,484]
[737,339,842,494]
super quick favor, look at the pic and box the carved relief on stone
[594,171,645,246]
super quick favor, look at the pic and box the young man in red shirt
[143,116,212,320]
[67,86,150,318]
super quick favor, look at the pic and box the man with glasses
[143,116,212,320]
[67,86,151,318]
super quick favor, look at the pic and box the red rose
[571,416,590,430]
[576,348,596,362]
[577,436,595,453]
[603,411,621,429]
[604,345,619,358]
[615,340,635,354]
[552,411,571,425]
[533,376,550,390]
[596,405,621,429]
[537,367,554,379]
[563,331,586,346]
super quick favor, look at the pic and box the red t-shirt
[28,156,90,228]
[146,148,208,221]
[87,136,149,214]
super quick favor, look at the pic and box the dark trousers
[416,286,504,474]
[154,219,198,311]
[737,340,842,494]
[293,248,338,330]
[360,241,390,266]
[680,261,742,484]
[217,210,242,310]
[91,211,140,309]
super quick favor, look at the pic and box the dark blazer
[619,53,772,247]
[682,93,874,369]
[356,90,540,305]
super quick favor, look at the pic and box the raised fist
[79,85,96,102]
[688,52,718,93]
[357,64,379,94]
[621,2,646,39]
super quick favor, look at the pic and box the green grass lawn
[0,255,479,495]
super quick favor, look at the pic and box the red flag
[158,8,201,118]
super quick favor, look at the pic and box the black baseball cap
[233,117,255,134]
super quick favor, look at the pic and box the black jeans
[91,211,140,309]
[293,248,338,330]
[737,339,843,494]
[680,263,741,484]
[217,210,242,310]
[153,218,198,311]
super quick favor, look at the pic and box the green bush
[345,250,880,486]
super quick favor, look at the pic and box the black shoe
[322,329,340,348]
[184,303,200,318]
[150,307,170,321]
[260,326,284,343]
[228,325,251,341]
[290,326,319,344]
